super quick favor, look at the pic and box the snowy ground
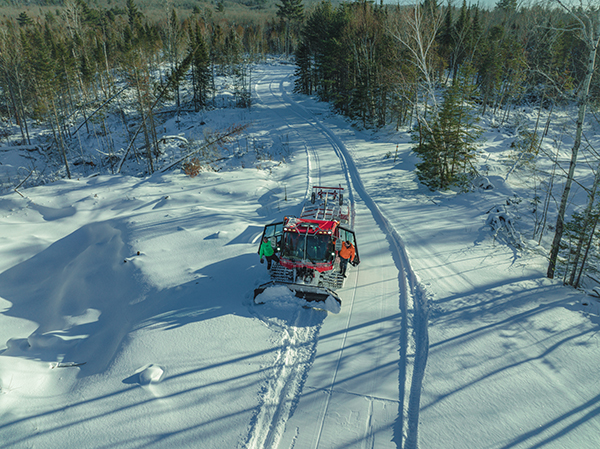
[1,61,600,448]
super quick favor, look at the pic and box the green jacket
[259,240,274,258]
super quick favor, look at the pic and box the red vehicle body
[254,186,360,307]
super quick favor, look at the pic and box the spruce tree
[127,0,142,31]
[437,1,454,78]
[191,25,211,111]
[17,12,33,27]
[277,0,304,55]
[0,22,30,143]
[164,8,183,112]
[475,25,503,114]
[451,0,470,79]
[294,40,313,94]
[413,64,481,190]
[496,0,517,13]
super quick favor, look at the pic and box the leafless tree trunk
[0,29,30,144]
[547,3,600,279]
[387,2,446,128]
[133,68,155,173]
[574,214,599,287]
[568,162,600,285]
[51,98,71,179]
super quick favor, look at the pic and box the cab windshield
[281,232,334,263]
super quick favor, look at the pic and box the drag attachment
[254,281,341,313]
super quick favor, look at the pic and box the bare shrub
[183,158,202,178]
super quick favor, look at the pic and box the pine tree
[191,24,211,111]
[277,0,304,55]
[413,64,481,190]
[17,12,34,27]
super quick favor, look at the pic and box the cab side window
[259,222,283,253]
[338,227,360,264]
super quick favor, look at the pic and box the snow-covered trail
[248,65,428,448]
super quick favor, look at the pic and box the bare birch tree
[547,1,600,279]
[388,2,446,120]
[567,161,600,286]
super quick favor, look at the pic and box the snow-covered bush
[486,203,523,249]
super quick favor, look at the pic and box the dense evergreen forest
[0,0,599,284]
[294,0,599,186]
[1,0,597,176]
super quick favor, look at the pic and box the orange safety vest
[339,242,355,261]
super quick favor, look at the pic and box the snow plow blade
[254,281,341,313]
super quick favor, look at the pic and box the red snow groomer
[254,185,360,310]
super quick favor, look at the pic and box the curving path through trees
[247,64,429,449]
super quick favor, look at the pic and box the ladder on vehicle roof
[300,185,349,224]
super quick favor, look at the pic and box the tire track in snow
[243,68,327,449]
[278,74,430,449]
[270,74,322,197]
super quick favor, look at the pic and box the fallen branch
[159,135,189,145]
[52,361,87,369]
[0,145,42,152]
[14,169,33,198]
[159,124,247,173]
[72,87,127,136]
[116,51,196,174]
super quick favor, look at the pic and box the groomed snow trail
[247,64,429,448]
[243,67,329,449]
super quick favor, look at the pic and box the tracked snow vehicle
[254,185,360,311]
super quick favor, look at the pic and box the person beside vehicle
[339,240,355,277]
[259,236,280,269]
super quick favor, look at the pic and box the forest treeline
[294,0,599,287]
[0,0,291,165]
[0,0,599,286]
[295,0,599,127]
[2,0,597,161]
[295,0,599,194]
